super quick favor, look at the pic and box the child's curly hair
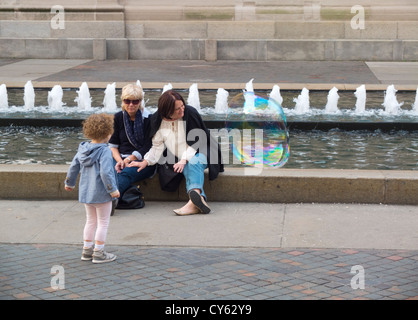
[82,113,114,141]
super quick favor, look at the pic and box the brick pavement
[1,244,417,301]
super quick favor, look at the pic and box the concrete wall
[0,165,417,205]
[0,1,417,61]
[1,37,416,61]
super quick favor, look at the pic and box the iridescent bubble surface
[225,92,290,169]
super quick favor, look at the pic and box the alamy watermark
[50,265,65,290]
[350,265,365,290]
[50,5,65,30]
[351,5,365,30]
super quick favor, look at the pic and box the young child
[65,113,120,263]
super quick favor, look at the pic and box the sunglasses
[123,99,141,105]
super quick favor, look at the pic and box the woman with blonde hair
[108,84,155,208]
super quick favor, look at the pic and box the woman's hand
[115,160,125,173]
[115,156,135,173]
[128,160,148,172]
[173,159,187,173]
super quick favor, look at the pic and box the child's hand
[110,190,120,198]
[65,186,74,192]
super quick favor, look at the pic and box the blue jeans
[183,153,208,200]
[115,160,156,196]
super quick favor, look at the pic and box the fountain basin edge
[0,165,416,205]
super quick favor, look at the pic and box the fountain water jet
[293,88,310,114]
[48,85,64,110]
[243,78,255,114]
[412,87,418,114]
[187,83,201,111]
[324,87,340,114]
[354,85,366,114]
[269,85,283,106]
[136,80,146,110]
[162,83,173,94]
[0,84,8,109]
[24,81,35,110]
[214,88,229,114]
[74,82,92,110]
[382,84,404,115]
[102,82,118,112]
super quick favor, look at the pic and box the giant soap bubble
[223,91,290,172]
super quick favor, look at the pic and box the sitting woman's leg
[174,153,210,215]
[183,153,208,199]
[117,164,156,196]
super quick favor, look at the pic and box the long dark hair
[158,90,186,120]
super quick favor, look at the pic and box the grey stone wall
[0,0,417,61]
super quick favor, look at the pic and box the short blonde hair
[83,113,114,141]
[121,84,144,112]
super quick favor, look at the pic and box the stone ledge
[0,165,416,205]
[2,38,417,61]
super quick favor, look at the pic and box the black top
[109,111,152,158]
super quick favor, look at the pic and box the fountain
[214,88,229,114]
[382,84,404,115]
[293,88,310,114]
[24,81,35,110]
[0,79,417,170]
[354,85,366,114]
[74,82,92,111]
[0,84,8,109]
[47,85,65,110]
[187,83,201,111]
[324,87,340,114]
[0,80,417,123]
[102,82,118,112]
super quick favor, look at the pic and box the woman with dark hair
[129,90,223,215]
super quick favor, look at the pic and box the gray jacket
[65,142,118,204]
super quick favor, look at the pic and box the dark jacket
[109,111,152,159]
[149,105,224,182]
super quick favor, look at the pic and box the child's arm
[100,148,120,198]
[65,154,80,191]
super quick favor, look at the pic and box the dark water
[0,126,416,170]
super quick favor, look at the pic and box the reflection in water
[0,126,416,170]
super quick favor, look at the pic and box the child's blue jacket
[65,142,118,204]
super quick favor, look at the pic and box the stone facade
[0,0,417,60]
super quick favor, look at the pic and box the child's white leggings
[83,201,112,243]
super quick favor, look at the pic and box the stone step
[1,38,417,61]
[1,20,417,41]
[126,21,418,40]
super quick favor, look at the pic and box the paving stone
[1,244,417,300]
